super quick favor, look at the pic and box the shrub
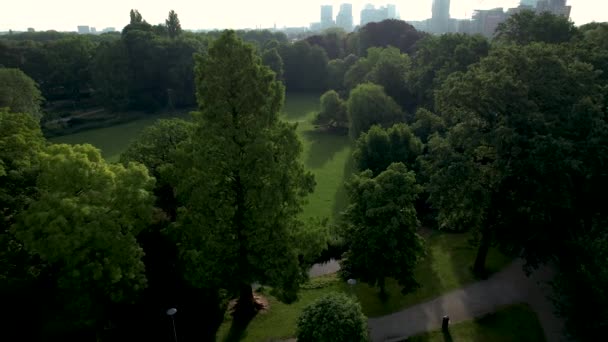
[296,292,368,342]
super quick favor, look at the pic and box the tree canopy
[296,293,368,342]
[12,143,155,328]
[353,123,423,176]
[347,82,404,140]
[171,31,315,316]
[495,10,579,45]
[341,162,424,295]
[0,68,43,119]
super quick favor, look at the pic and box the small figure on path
[442,315,450,331]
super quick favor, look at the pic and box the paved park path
[366,259,567,342]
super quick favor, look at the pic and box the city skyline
[1,0,604,32]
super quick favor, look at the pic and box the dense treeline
[2,8,608,342]
[323,12,608,342]
[0,15,428,117]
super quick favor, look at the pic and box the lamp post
[347,278,357,297]
[166,308,178,342]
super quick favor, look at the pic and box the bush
[296,292,368,342]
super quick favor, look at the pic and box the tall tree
[313,90,348,131]
[172,31,315,317]
[0,68,43,120]
[495,10,579,45]
[409,33,490,108]
[428,43,607,274]
[166,10,183,39]
[130,9,143,24]
[353,123,423,176]
[341,163,424,296]
[12,143,155,331]
[357,19,424,56]
[347,82,404,140]
[261,47,284,80]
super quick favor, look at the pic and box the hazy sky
[1,0,604,32]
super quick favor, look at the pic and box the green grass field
[216,231,512,342]
[408,304,546,342]
[48,93,351,221]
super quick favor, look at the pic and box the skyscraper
[336,4,353,32]
[431,0,451,33]
[321,5,335,30]
[520,0,539,7]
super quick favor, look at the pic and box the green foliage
[280,40,329,92]
[0,109,45,281]
[120,118,192,178]
[296,292,368,342]
[313,90,348,130]
[12,143,155,327]
[46,36,94,101]
[353,123,423,176]
[262,47,284,80]
[0,68,43,119]
[326,58,347,91]
[411,108,446,144]
[341,163,424,294]
[344,46,413,111]
[166,10,182,39]
[495,10,579,45]
[430,42,608,269]
[172,31,315,306]
[357,19,424,56]
[409,33,490,108]
[347,82,404,140]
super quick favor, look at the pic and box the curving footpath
[367,259,567,342]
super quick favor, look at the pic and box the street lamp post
[347,278,357,297]
[166,308,178,342]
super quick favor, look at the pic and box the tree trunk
[235,283,256,318]
[378,277,387,300]
[473,227,492,277]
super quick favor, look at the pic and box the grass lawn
[216,231,512,341]
[408,304,546,342]
[48,111,189,162]
[48,93,352,222]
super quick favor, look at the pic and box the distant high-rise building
[77,25,90,34]
[90,27,97,34]
[387,4,398,19]
[360,4,396,27]
[27,28,35,32]
[336,3,353,31]
[431,0,451,33]
[321,5,335,30]
[102,27,116,33]
[520,0,538,7]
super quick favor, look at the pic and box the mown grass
[48,111,189,162]
[48,93,352,222]
[216,231,513,341]
[407,304,546,342]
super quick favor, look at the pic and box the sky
[1,0,605,32]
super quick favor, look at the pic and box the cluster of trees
[1,16,432,118]
[317,11,608,341]
[0,31,326,341]
[2,8,608,341]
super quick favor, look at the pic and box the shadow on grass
[441,330,454,342]
[331,153,355,219]
[302,129,350,169]
[347,236,443,317]
[221,313,256,342]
